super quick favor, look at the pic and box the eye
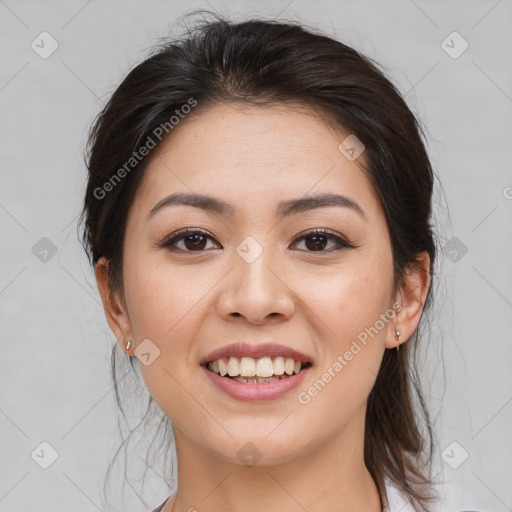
[160,228,220,252]
[290,228,355,252]
[160,228,356,254]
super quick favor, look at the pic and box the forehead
[132,103,382,221]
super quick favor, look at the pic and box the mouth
[201,356,313,384]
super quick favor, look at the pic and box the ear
[385,251,431,349]
[95,257,134,355]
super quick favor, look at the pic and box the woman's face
[102,103,406,466]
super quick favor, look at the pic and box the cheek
[303,258,393,343]
[123,249,216,341]
[121,252,223,409]
[294,270,392,429]
[298,253,393,400]
[121,256,204,420]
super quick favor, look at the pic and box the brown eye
[304,234,329,251]
[182,233,208,251]
[161,229,220,252]
[291,229,355,253]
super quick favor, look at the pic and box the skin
[95,103,430,512]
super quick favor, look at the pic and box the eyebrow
[148,192,367,220]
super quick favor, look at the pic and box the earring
[125,339,132,352]
[395,328,400,352]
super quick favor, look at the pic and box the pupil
[185,235,206,250]
[306,235,327,251]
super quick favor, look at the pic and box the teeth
[273,356,285,375]
[206,356,308,378]
[284,357,295,375]
[256,357,274,378]
[234,376,281,383]
[227,357,240,377]
[239,356,256,377]
[218,358,228,376]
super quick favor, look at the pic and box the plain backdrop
[1,1,511,511]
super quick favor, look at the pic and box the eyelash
[159,228,356,253]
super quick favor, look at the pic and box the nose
[216,246,295,325]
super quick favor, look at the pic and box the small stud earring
[125,340,132,351]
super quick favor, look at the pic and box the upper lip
[200,342,313,366]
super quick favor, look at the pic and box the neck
[163,410,382,512]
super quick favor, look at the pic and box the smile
[201,356,313,402]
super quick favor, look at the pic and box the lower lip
[200,365,310,402]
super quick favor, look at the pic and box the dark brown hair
[80,12,440,511]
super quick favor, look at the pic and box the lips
[199,342,313,401]
[201,363,311,401]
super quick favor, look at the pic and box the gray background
[1,1,511,511]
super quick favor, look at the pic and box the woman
[81,14,444,512]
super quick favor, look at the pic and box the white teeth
[273,356,285,375]
[227,356,240,377]
[239,356,256,377]
[256,357,274,378]
[206,355,308,378]
[218,358,228,376]
[284,358,295,375]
